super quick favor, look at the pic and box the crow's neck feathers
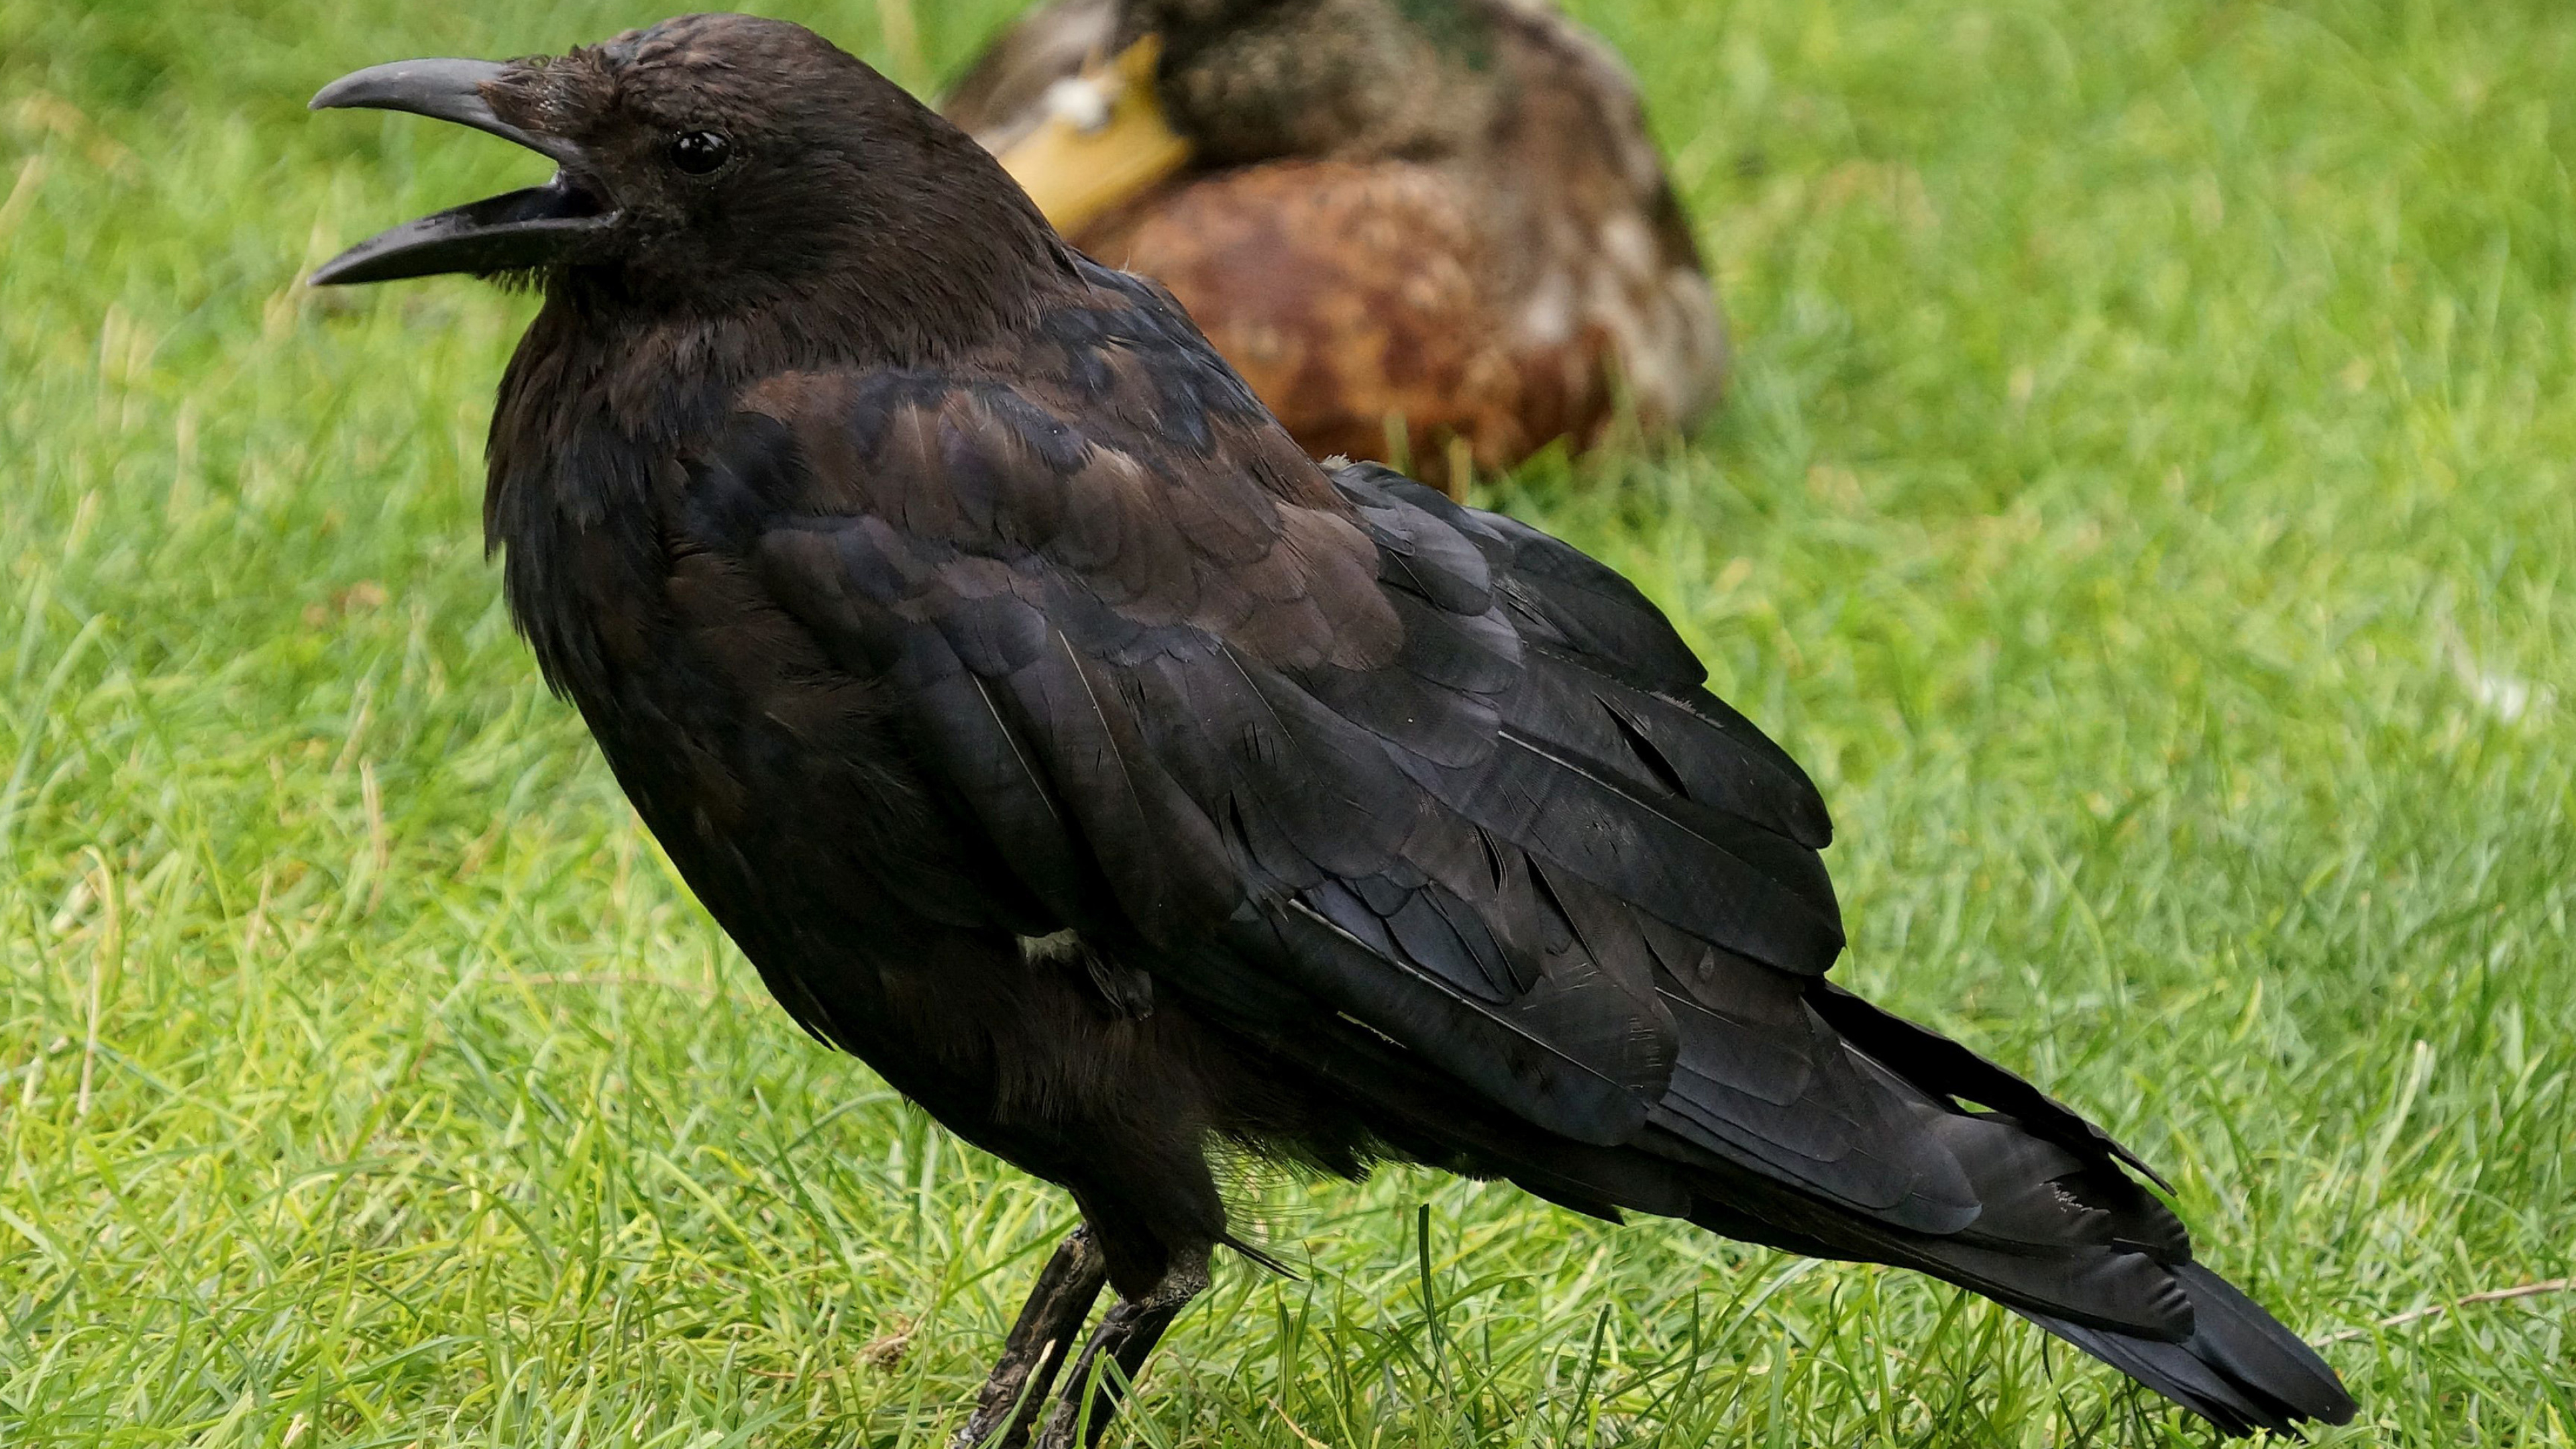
[480,52,1091,696]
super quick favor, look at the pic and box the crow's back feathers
[642,270,2347,1425]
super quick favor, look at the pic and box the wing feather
[699,299,2193,1250]
[646,223,2345,1445]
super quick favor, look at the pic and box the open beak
[308,58,616,285]
[992,38,1193,239]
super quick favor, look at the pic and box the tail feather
[2017,1263,2357,1435]
[1796,982,2355,1435]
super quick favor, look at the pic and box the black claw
[1034,1263,1206,1449]
[953,1228,1112,1449]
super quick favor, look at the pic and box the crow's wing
[661,275,2051,1236]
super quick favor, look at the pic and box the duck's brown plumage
[946,0,1727,488]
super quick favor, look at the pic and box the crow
[309,15,2354,1447]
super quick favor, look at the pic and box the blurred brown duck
[945,0,1727,491]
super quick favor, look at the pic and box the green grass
[3,0,2571,1442]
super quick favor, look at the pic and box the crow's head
[313,13,1064,320]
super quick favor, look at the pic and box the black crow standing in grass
[309,15,2354,1446]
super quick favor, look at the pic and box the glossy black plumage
[310,14,2353,1444]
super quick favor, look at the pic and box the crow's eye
[668,130,733,175]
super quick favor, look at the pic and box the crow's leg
[951,1227,1110,1449]
[1031,1252,1209,1449]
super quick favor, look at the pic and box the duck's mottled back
[945,0,1727,489]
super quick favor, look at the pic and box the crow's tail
[2016,1263,2355,1436]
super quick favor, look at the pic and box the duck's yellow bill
[994,36,1193,237]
